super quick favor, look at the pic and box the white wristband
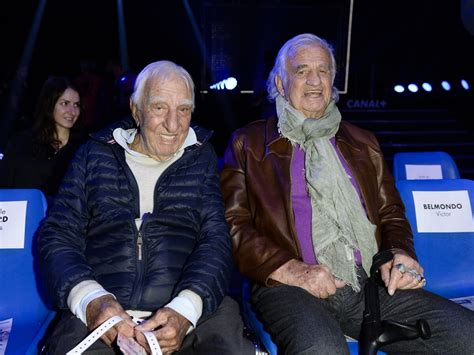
[65,315,162,355]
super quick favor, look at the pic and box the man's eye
[180,107,191,113]
[152,105,164,112]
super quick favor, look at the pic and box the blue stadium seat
[393,151,460,181]
[241,278,278,355]
[0,189,56,354]
[396,179,474,302]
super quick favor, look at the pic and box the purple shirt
[290,138,363,265]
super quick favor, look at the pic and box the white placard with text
[413,190,474,233]
[0,201,27,249]
[405,164,443,180]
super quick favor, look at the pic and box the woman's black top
[0,128,86,197]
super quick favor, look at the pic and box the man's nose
[164,110,179,132]
[306,70,321,86]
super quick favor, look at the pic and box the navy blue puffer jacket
[38,119,232,316]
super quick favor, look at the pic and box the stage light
[441,81,451,91]
[394,85,405,93]
[224,77,237,90]
[408,84,419,93]
[461,79,470,90]
[210,77,238,90]
[422,82,432,92]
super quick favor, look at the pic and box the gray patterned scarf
[276,94,377,291]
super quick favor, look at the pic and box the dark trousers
[252,268,474,354]
[43,296,255,354]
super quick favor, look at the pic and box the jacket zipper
[137,231,143,260]
[130,228,145,309]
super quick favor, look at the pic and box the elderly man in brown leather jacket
[221,33,474,354]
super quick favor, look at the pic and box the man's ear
[130,99,140,127]
[275,75,285,97]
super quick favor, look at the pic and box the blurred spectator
[0,65,35,147]
[102,59,123,122]
[115,70,137,119]
[0,76,87,199]
[74,59,108,134]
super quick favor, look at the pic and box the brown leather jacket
[220,116,416,286]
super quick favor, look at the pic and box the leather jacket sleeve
[220,129,295,286]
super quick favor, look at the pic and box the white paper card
[451,296,474,312]
[405,164,443,180]
[0,318,13,355]
[413,190,474,233]
[0,201,27,249]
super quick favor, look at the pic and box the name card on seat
[412,190,474,233]
[405,164,442,180]
[0,201,27,249]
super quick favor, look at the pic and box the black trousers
[43,296,254,355]
[252,268,474,355]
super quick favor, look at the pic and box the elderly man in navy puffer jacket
[38,60,254,354]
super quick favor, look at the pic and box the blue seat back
[0,189,54,354]
[241,278,278,354]
[396,179,474,299]
[393,151,460,181]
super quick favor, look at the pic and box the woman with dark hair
[0,76,86,198]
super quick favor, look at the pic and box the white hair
[267,33,339,102]
[130,60,195,110]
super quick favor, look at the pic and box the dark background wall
[1,0,473,160]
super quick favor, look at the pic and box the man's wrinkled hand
[380,252,425,296]
[134,307,191,355]
[269,259,346,299]
[117,333,147,355]
[86,294,136,347]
